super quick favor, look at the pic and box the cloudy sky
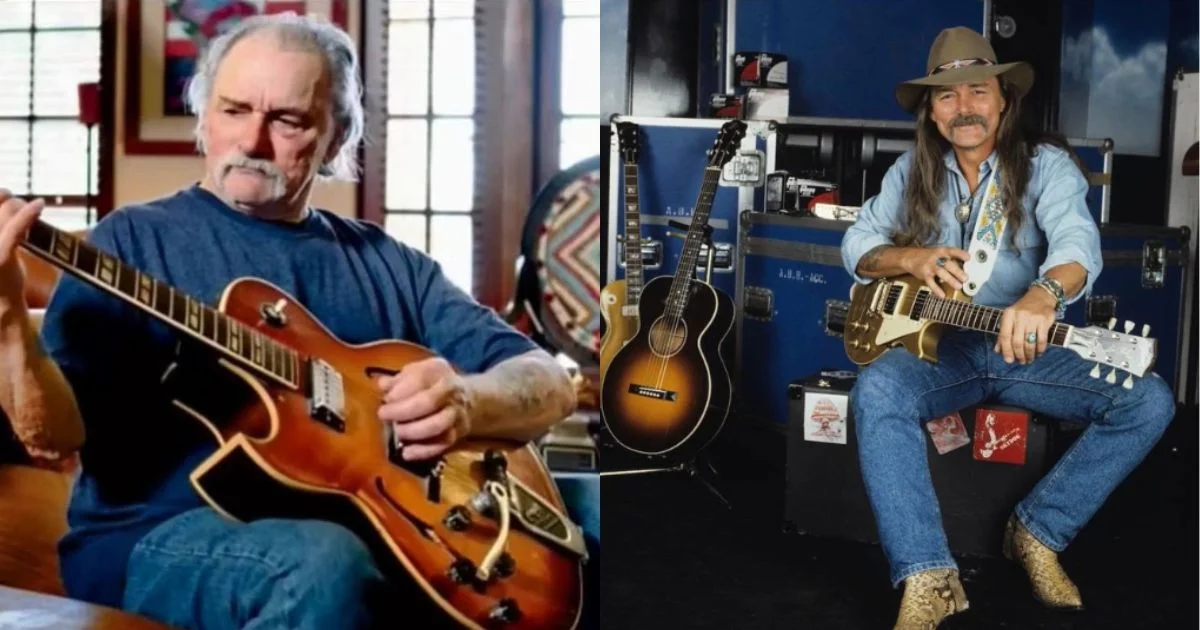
[1061,26,1169,156]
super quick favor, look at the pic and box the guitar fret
[228,321,242,354]
[97,253,118,286]
[153,279,170,316]
[216,314,227,348]
[137,273,154,306]
[201,305,215,340]
[117,264,137,299]
[186,297,202,332]
[252,332,264,366]
[171,290,188,326]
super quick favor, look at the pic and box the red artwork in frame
[124,0,348,155]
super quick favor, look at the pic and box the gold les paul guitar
[844,274,1157,386]
[599,121,643,376]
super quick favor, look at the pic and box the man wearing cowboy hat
[840,26,1176,629]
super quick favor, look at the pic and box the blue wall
[732,0,987,120]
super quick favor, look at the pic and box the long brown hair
[894,78,1088,249]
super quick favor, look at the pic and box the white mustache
[222,155,283,180]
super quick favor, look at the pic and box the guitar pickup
[616,238,662,270]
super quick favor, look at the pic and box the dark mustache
[950,114,988,129]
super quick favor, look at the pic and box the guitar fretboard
[27,220,300,388]
[665,167,721,319]
[622,163,642,306]
[911,290,1072,346]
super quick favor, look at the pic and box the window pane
[430,118,473,211]
[384,212,428,251]
[560,118,598,169]
[563,0,600,16]
[432,19,473,115]
[433,0,473,18]
[40,205,93,232]
[34,0,100,28]
[0,120,30,195]
[430,214,473,293]
[561,17,599,115]
[387,21,429,115]
[33,31,101,116]
[0,33,32,116]
[386,119,429,210]
[31,120,94,196]
[390,0,429,20]
[0,1,32,29]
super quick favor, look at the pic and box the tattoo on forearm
[859,245,890,272]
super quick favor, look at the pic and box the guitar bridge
[309,358,345,432]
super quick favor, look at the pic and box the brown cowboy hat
[895,26,1034,113]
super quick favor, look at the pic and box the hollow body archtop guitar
[21,220,588,629]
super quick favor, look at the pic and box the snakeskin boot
[892,568,969,630]
[1002,514,1085,610]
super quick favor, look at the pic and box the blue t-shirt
[41,184,538,607]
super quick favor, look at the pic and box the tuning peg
[1090,363,1101,378]
[1142,324,1150,337]
[1106,367,1117,384]
[1123,374,1135,390]
[1107,318,1117,330]
[1124,320,1134,333]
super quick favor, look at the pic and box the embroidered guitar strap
[962,168,1007,297]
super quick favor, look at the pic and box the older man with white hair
[0,12,583,630]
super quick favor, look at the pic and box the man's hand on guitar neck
[995,288,1057,365]
[376,357,473,461]
[0,189,45,312]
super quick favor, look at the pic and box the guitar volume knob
[489,598,522,624]
[447,558,475,584]
[443,505,471,531]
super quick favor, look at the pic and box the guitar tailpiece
[475,481,512,582]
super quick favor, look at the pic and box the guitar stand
[600,453,732,510]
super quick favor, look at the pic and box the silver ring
[1025,331,1038,345]
[936,257,947,267]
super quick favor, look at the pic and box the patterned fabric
[1003,515,1085,610]
[534,159,601,366]
[893,568,969,630]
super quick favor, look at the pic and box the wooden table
[0,586,176,629]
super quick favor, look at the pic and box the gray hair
[183,12,364,182]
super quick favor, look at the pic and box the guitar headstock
[1064,318,1157,389]
[706,120,747,168]
[616,121,640,163]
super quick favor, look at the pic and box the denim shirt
[840,144,1102,309]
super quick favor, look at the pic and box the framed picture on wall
[124,0,348,155]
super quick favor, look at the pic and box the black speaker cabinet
[783,371,1075,558]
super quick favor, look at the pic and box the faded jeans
[121,473,600,629]
[849,329,1176,586]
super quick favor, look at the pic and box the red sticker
[971,408,1029,465]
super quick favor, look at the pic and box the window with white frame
[558,0,599,169]
[0,0,101,233]
[384,0,476,294]
[382,0,599,294]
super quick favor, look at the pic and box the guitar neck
[915,292,1073,346]
[622,163,643,306]
[665,167,722,315]
[24,220,300,388]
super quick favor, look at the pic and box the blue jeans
[849,329,1176,587]
[122,474,601,629]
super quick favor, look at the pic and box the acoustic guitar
[600,121,744,458]
[599,121,643,377]
[843,274,1157,387]
[20,219,587,629]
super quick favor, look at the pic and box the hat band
[929,57,995,75]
